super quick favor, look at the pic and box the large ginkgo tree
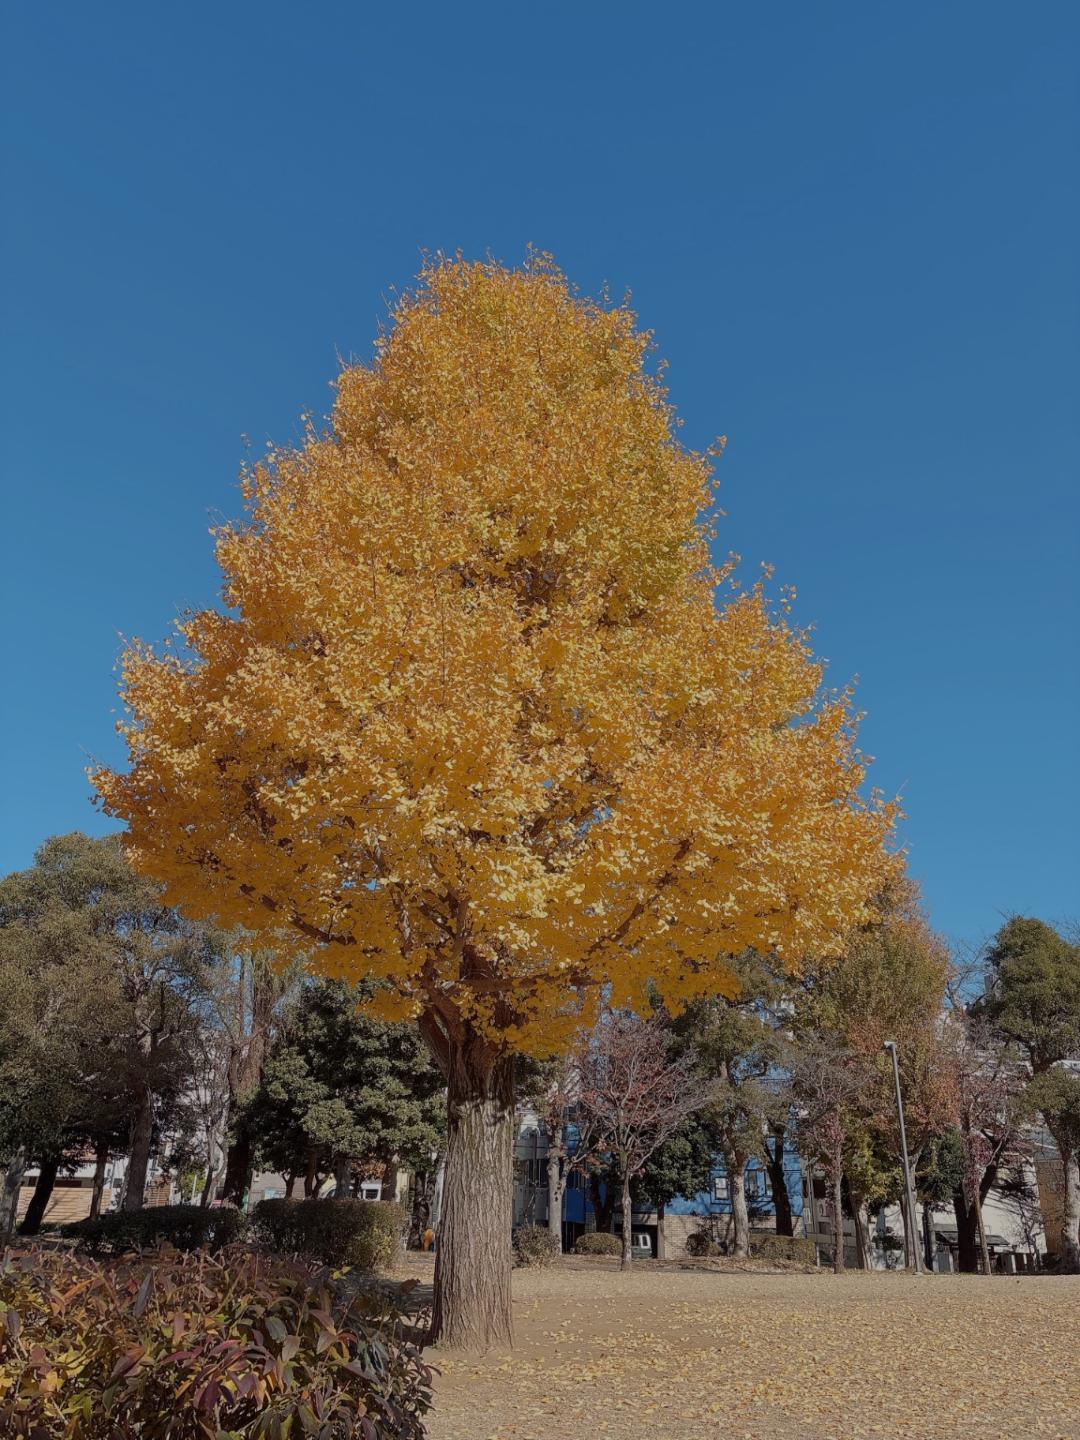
[95,255,898,1347]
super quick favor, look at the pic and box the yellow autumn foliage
[94,255,898,1057]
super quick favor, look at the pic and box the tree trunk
[1061,1150,1080,1273]
[383,1156,400,1207]
[303,1148,320,1198]
[428,1035,515,1350]
[973,1183,992,1276]
[898,1187,914,1271]
[89,1140,109,1221]
[620,1167,632,1270]
[123,1088,154,1212]
[18,1156,60,1235]
[952,1189,977,1273]
[284,1171,298,1200]
[200,1153,219,1209]
[220,1130,254,1208]
[922,1202,937,1273]
[589,1172,615,1234]
[220,956,278,1205]
[831,1163,845,1274]
[333,1155,352,1198]
[765,1124,794,1237]
[728,1158,750,1259]
[546,1149,563,1249]
[408,1167,437,1247]
[1,1145,27,1240]
[846,1178,870,1270]
[1048,1134,1080,1273]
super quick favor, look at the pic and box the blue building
[513,1112,808,1257]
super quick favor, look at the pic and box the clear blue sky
[2,3,1077,957]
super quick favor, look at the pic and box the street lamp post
[884,1040,925,1275]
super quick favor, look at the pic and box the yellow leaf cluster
[93,255,899,1057]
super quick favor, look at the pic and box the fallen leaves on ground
[413,1259,1079,1440]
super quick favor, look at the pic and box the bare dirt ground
[404,1256,1080,1440]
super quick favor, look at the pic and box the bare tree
[944,972,1030,1274]
[789,1037,871,1273]
[576,1010,708,1269]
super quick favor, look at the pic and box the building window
[713,1176,729,1201]
[746,1170,772,1199]
[360,1182,382,1202]
[516,1159,548,1188]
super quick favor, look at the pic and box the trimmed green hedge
[574,1231,622,1256]
[62,1203,247,1254]
[252,1198,406,1273]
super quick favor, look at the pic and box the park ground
[406,1256,1080,1440]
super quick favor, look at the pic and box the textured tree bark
[89,1140,109,1221]
[408,1167,437,1247]
[123,1088,154,1211]
[831,1164,845,1274]
[922,1201,937,1272]
[221,960,279,1204]
[1,1146,27,1239]
[18,1156,60,1235]
[619,1167,632,1270]
[728,1156,750,1258]
[1048,1134,1080,1273]
[428,1038,515,1350]
[220,1131,254,1207]
[972,1185,992,1275]
[765,1125,795,1238]
[200,1154,219,1209]
[333,1155,353,1197]
[546,1149,564,1248]
[845,1178,870,1270]
[952,1189,977,1272]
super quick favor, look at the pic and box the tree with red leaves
[576,1010,707,1268]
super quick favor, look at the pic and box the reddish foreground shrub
[0,1245,432,1438]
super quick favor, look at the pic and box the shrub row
[683,1230,818,1263]
[513,1225,561,1267]
[251,1198,406,1273]
[750,1232,817,1265]
[573,1231,622,1257]
[62,1203,248,1254]
[0,1246,432,1439]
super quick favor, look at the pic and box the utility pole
[883,1040,925,1275]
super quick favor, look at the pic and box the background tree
[245,978,444,1199]
[789,1036,870,1273]
[675,956,788,1259]
[576,1009,706,1268]
[0,834,222,1227]
[200,942,295,1205]
[94,256,898,1346]
[632,1112,717,1238]
[792,890,951,1268]
[982,916,1080,1270]
[0,889,125,1234]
